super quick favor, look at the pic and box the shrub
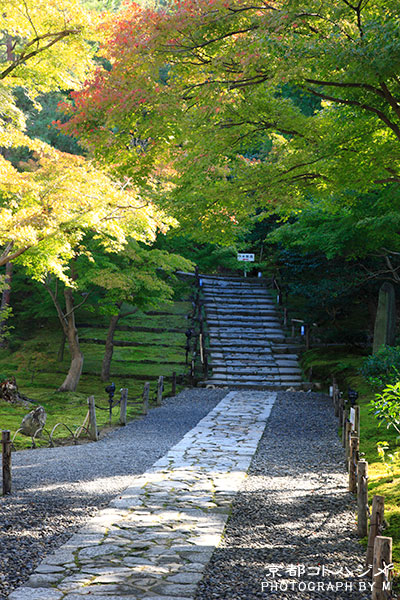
[370,382,400,435]
[361,346,400,387]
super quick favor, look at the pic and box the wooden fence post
[143,382,150,415]
[119,388,128,426]
[156,376,164,406]
[372,536,393,600]
[348,434,359,493]
[367,495,385,569]
[338,393,344,425]
[172,371,177,396]
[333,384,339,417]
[345,421,352,469]
[87,396,98,441]
[357,460,369,538]
[2,430,11,495]
[354,405,360,436]
[305,324,310,350]
[342,409,348,447]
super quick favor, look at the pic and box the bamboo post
[348,434,359,493]
[87,396,98,441]
[199,333,204,364]
[372,536,393,599]
[367,495,385,569]
[357,460,369,538]
[172,371,177,396]
[142,382,150,415]
[75,410,89,439]
[156,376,164,406]
[2,430,11,495]
[342,409,348,447]
[119,388,128,425]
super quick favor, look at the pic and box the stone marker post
[373,282,396,353]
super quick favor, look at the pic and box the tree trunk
[0,262,13,348]
[57,332,66,362]
[57,288,84,392]
[101,304,122,382]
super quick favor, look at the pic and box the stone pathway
[9,390,276,600]
[201,276,304,389]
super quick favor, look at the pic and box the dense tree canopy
[62,0,400,240]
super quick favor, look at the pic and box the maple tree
[2,147,174,392]
[0,0,183,392]
[62,0,400,234]
[74,238,192,381]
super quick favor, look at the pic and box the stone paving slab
[9,391,276,600]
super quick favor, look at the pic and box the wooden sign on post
[237,253,255,262]
[237,253,254,277]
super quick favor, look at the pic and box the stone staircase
[201,275,306,389]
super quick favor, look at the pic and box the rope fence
[330,378,393,600]
[1,375,175,496]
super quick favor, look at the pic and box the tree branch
[0,29,81,80]
[304,87,400,141]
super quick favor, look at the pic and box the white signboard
[237,253,255,262]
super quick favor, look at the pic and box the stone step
[203,291,272,297]
[209,330,282,337]
[201,276,266,284]
[200,380,305,390]
[205,309,278,317]
[204,293,273,298]
[204,301,276,308]
[272,345,303,354]
[210,360,277,367]
[275,359,300,366]
[210,348,275,355]
[205,311,280,318]
[206,376,282,384]
[210,339,285,347]
[207,319,281,327]
[213,366,280,374]
[202,285,267,292]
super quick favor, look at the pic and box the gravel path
[195,391,369,600]
[0,388,225,598]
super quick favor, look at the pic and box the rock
[20,406,47,437]
[0,377,32,407]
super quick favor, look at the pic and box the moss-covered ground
[0,300,191,449]
[301,347,400,586]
